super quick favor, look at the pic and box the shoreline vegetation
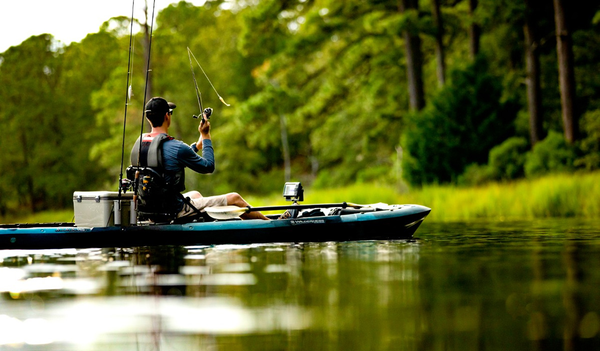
[2,3,598,225]
[291,171,600,222]
[2,171,599,224]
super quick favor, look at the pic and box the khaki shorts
[177,192,228,218]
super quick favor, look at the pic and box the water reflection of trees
[3,225,600,350]
[415,221,600,350]
[530,236,600,350]
[562,242,600,350]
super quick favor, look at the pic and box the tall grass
[3,172,600,223]
[393,172,600,221]
[298,172,600,221]
[1,209,74,225]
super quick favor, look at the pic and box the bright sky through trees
[0,0,208,53]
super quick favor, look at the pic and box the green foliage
[524,131,576,177]
[575,109,600,170]
[1,209,74,225]
[457,163,493,186]
[216,85,299,194]
[18,171,600,223]
[396,172,600,221]
[0,35,60,211]
[3,0,600,216]
[238,0,295,59]
[235,0,410,188]
[488,137,529,180]
[0,33,120,212]
[402,58,519,186]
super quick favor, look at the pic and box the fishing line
[187,47,231,106]
[118,0,136,199]
[187,47,204,115]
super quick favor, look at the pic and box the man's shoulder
[162,137,194,156]
[158,136,180,149]
[163,137,184,145]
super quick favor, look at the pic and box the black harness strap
[131,133,173,168]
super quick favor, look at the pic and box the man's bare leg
[225,193,270,220]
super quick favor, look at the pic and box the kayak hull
[0,205,430,249]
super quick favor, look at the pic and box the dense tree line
[0,0,599,214]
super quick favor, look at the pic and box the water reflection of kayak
[0,183,431,249]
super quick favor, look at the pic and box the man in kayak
[130,97,269,220]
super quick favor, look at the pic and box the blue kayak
[0,204,430,249]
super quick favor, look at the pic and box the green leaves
[0,33,121,211]
[3,0,600,214]
[401,57,519,185]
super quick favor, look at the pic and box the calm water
[1,219,600,350]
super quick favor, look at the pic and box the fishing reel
[193,107,212,121]
[120,177,133,193]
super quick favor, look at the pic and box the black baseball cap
[145,97,176,116]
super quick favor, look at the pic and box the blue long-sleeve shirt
[161,138,215,175]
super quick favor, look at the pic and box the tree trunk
[468,0,480,59]
[399,0,425,111]
[431,0,446,86]
[553,0,578,143]
[280,114,291,182]
[524,0,544,146]
[19,130,36,212]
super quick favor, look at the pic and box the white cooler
[73,191,135,227]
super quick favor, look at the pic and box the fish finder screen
[283,184,298,197]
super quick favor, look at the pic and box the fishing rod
[129,0,157,213]
[187,47,211,122]
[186,46,230,121]
[118,0,136,199]
[137,0,157,162]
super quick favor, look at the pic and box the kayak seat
[298,209,325,218]
[138,211,178,224]
[170,211,212,224]
[138,210,210,224]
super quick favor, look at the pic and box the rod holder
[113,200,122,226]
[130,200,137,225]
